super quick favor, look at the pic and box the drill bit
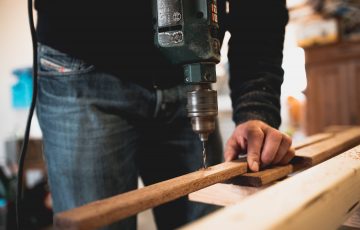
[202,140,208,169]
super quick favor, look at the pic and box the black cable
[16,0,38,228]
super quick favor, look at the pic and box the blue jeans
[36,44,223,229]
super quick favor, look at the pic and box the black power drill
[153,0,221,167]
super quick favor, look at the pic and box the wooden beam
[182,145,360,230]
[54,160,248,230]
[232,127,360,187]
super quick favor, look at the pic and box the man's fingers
[273,134,292,164]
[224,135,239,161]
[260,129,282,166]
[246,127,264,172]
[223,120,295,172]
[279,147,295,165]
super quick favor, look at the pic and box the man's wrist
[233,111,281,129]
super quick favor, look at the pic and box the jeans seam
[38,65,96,77]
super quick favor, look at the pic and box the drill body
[153,0,221,145]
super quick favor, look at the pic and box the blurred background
[0,0,359,229]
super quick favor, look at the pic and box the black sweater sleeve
[224,0,288,128]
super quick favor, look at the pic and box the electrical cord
[16,0,38,228]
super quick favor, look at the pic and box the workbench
[53,127,360,230]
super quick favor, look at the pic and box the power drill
[153,0,221,168]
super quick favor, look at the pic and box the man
[35,0,294,229]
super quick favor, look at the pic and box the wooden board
[227,163,301,187]
[292,132,333,150]
[296,127,360,165]
[232,127,360,187]
[188,183,268,206]
[54,160,248,230]
[182,145,360,230]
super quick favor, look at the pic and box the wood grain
[182,145,360,230]
[231,127,360,187]
[54,160,248,230]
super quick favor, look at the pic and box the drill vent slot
[158,25,183,33]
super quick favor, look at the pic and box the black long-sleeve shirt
[35,0,288,128]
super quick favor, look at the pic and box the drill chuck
[187,84,218,141]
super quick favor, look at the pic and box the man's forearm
[226,0,288,128]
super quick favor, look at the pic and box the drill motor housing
[153,0,221,71]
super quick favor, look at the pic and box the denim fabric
[36,44,223,230]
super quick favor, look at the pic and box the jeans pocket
[37,43,95,76]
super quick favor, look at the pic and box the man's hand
[224,120,295,172]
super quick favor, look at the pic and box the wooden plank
[189,128,360,205]
[228,163,301,187]
[292,132,334,150]
[182,145,360,230]
[232,127,360,187]
[54,160,248,230]
[296,127,360,165]
[188,183,267,206]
